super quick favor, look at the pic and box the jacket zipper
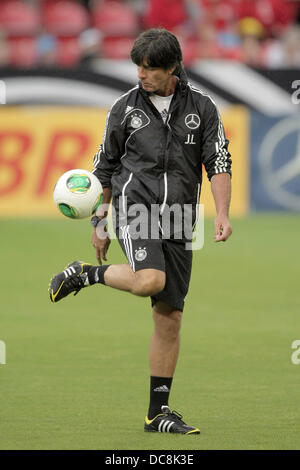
[141,93,173,216]
[160,113,172,215]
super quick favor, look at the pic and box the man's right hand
[91,225,111,265]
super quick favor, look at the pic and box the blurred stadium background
[0,0,300,451]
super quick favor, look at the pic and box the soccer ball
[53,169,103,219]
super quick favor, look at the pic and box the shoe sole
[144,426,200,435]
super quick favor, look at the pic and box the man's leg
[49,262,166,302]
[103,265,165,297]
[49,256,200,432]
[149,301,181,377]
[50,235,167,302]
[147,301,182,420]
[144,300,200,434]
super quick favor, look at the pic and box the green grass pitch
[0,214,299,450]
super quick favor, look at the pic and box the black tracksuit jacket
[93,69,232,238]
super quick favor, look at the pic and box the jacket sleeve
[200,97,232,181]
[92,100,126,188]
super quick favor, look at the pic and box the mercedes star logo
[259,117,300,211]
[185,114,201,130]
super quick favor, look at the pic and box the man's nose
[138,67,147,80]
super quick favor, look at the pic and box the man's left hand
[214,215,232,242]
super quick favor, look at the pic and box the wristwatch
[90,215,103,228]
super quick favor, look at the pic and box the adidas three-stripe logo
[158,419,174,433]
[63,266,76,278]
[154,385,170,392]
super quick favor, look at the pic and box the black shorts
[117,226,193,311]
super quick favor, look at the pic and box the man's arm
[96,187,112,219]
[211,173,232,242]
[91,99,126,263]
[200,97,233,242]
[93,103,125,190]
[91,187,112,265]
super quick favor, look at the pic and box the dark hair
[130,28,183,73]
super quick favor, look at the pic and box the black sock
[147,376,173,420]
[87,265,110,285]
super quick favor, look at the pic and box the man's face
[137,61,175,95]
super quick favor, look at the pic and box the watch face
[91,216,99,227]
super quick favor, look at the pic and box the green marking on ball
[58,203,77,219]
[66,174,91,193]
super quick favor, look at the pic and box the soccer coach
[50,28,232,434]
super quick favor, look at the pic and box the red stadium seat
[0,0,39,36]
[42,0,89,36]
[100,36,134,60]
[178,38,199,66]
[7,36,38,67]
[142,0,187,32]
[56,36,81,67]
[92,1,139,37]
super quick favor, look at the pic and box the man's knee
[131,269,165,297]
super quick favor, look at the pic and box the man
[49,28,232,435]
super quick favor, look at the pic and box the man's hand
[214,214,232,242]
[91,224,111,265]
[211,173,232,243]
